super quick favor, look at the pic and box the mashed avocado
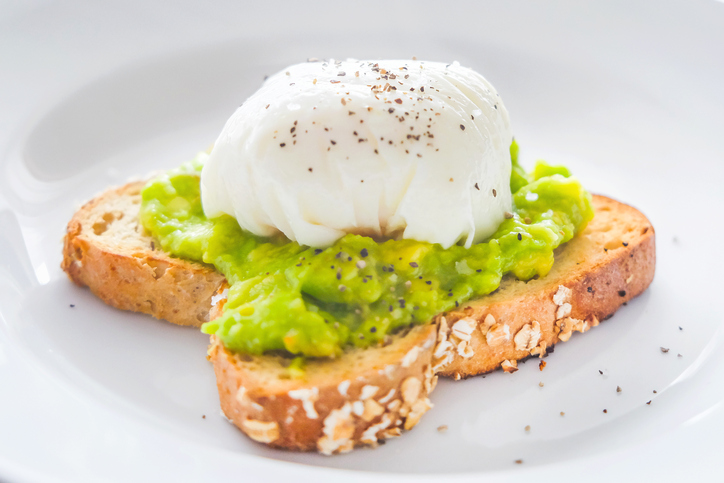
[140,141,593,358]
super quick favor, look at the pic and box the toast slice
[434,194,656,378]
[62,181,225,327]
[61,183,655,453]
[209,319,438,453]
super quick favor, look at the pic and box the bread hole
[196,310,209,323]
[146,299,156,312]
[92,212,122,235]
[597,206,611,212]
[92,221,109,235]
[641,226,649,235]
[146,259,170,279]
[74,246,83,261]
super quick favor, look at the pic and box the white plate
[2,1,724,481]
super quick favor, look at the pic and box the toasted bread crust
[61,181,225,326]
[62,183,655,453]
[209,323,438,453]
[434,195,656,378]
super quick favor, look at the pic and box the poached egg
[201,59,513,249]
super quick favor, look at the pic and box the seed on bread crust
[236,386,264,412]
[318,403,355,454]
[288,387,320,419]
[553,285,572,306]
[403,398,433,430]
[501,359,518,373]
[401,346,421,367]
[451,318,476,341]
[530,341,548,358]
[486,323,511,346]
[401,377,422,404]
[378,388,396,404]
[480,313,496,335]
[361,414,394,446]
[556,303,572,319]
[514,321,542,352]
[242,419,280,443]
[361,399,385,421]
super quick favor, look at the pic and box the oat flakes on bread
[61,184,654,453]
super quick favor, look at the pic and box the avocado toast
[62,179,654,453]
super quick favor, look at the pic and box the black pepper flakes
[460,124,465,131]
[409,262,419,268]
[280,143,286,147]
[618,290,626,297]
[360,248,369,258]
[474,183,480,190]
[517,233,522,241]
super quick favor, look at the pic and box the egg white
[201,59,513,249]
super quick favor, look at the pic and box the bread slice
[209,319,438,453]
[61,184,655,453]
[62,181,225,327]
[433,194,655,378]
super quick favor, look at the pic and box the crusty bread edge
[61,181,225,327]
[435,196,656,378]
[209,323,438,454]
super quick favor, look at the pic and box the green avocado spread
[140,141,593,358]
